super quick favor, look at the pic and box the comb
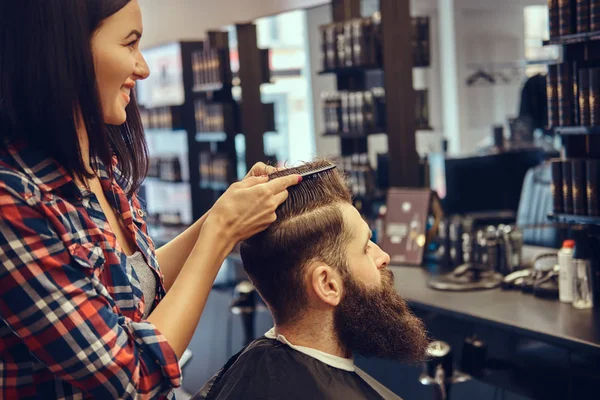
[299,164,337,181]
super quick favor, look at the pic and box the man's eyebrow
[125,30,142,40]
[364,228,372,247]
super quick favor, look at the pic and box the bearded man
[193,160,430,400]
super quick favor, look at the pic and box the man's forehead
[339,202,368,240]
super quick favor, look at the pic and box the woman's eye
[127,40,138,48]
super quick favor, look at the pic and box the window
[524,5,561,76]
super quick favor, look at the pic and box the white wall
[455,8,526,154]
[139,0,329,48]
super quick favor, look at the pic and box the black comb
[299,164,337,181]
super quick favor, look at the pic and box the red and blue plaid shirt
[0,141,182,399]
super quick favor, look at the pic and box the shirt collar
[264,328,355,372]
[5,140,75,193]
[4,140,130,197]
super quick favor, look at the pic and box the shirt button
[137,209,144,218]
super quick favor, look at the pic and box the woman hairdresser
[0,1,299,398]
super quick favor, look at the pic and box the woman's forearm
[155,210,210,292]
[147,225,233,358]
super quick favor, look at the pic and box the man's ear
[309,263,343,307]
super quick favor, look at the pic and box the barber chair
[516,161,563,248]
[230,281,257,346]
[420,341,470,400]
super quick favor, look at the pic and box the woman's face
[91,0,149,125]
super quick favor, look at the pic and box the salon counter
[392,264,600,356]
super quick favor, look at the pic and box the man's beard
[333,268,429,363]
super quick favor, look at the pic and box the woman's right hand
[204,174,301,244]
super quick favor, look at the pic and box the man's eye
[364,245,371,254]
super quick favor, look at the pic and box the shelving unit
[319,0,429,217]
[137,28,274,246]
[544,30,600,46]
[544,2,600,307]
[549,213,600,226]
[554,126,600,135]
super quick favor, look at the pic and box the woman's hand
[204,173,301,244]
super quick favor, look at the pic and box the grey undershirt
[127,251,156,319]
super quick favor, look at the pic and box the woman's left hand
[244,162,281,179]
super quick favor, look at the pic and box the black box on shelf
[547,64,559,128]
[335,22,346,69]
[415,89,430,129]
[558,62,574,126]
[412,17,430,68]
[549,0,560,37]
[586,159,599,216]
[579,68,591,126]
[343,21,354,68]
[576,0,591,32]
[589,68,600,125]
[586,134,600,158]
[551,159,564,214]
[591,0,600,31]
[558,0,574,36]
[563,159,575,214]
[573,61,580,125]
[572,158,588,215]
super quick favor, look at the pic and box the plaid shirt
[0,142,182,399]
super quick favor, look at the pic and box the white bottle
[558,239,575,303]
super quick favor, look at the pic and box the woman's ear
[309,264,342,307]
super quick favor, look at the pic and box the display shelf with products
[318,13,430,72]
[545,0,600,311]
[554,126,600,135]
[137,26,274,229]
[545,1,600,229]
[544,30,600,46]
[317,0,429,218]
[190,31,241,218]
[549,213,600,226]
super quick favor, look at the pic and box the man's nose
[373,244,390,269]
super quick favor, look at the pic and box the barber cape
[192,328,402,400]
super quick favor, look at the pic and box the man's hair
[240,160,353,325]
[0,0,148,195]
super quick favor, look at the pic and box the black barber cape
[192,336,402,400]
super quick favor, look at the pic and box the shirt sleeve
[0,179,182,399]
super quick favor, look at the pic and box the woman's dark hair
[0,0,148,195]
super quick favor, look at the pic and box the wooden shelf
[195,132,228,142]
[548,213,600,226]
[323,130,385,138]
[544,31,600,46]
[554,126,600,135]
[318,66,381,75]
[199,181,229,191]
[192,82,229,93]
[144,128,187,135]
[318,63,429,75]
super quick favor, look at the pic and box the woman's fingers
[265,174,301,194]
[271,189,290,207]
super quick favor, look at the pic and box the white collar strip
[264,328,355,372]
